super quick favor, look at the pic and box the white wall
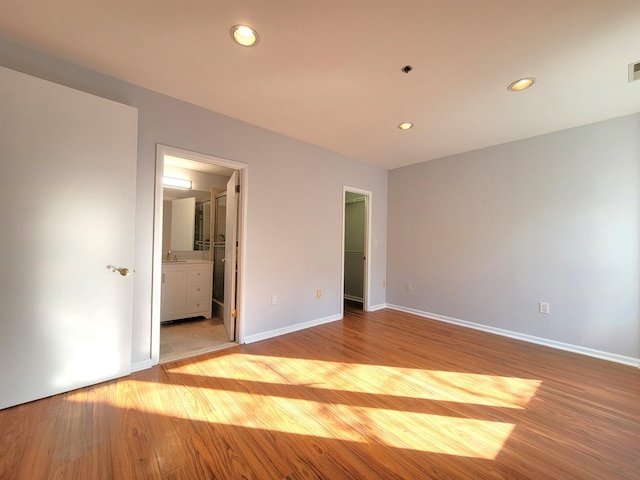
[0,39,388,366]
[388,113,640,362]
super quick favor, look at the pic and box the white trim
[131,359,155,373]
[344,294,363,302]
[342,186,372,316]
[159,145,249,170]
[150,147,165,366]
[386,304,640,368]
[151,145,249,366]
[368,303,387,312]
[244,314,343,344]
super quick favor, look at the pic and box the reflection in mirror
[163,188,211,253]
[170,197,195,251]
[195,199,211,250]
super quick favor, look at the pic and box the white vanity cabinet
[161,261,213,322]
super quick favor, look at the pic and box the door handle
[107,265,133,276]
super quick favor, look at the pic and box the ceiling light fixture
[398,122,413,130]
[163,176,192,189]
[507,77,536,92]
[230,25,259,47]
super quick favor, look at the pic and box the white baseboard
[344,295,363,302]
[243,313,343,344]
[368,303,387,312]
[386,304,640,368]
[131,358,155,372]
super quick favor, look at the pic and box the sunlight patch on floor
[168,353,541,409]
[74,351,546,459]
[90,381,516,459]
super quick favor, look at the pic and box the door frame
[151,144,248,364]
[341,186,372,315]
[223,171,239,342]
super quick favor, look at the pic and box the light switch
[539,302,550,314]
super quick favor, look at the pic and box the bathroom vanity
[161,260,213,322]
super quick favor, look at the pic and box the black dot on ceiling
[402,65,413,73]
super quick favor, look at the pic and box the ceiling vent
[629,61,640,83]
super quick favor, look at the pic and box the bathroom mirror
[194,199,211,250]
[163,188,211,252]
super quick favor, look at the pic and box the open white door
[223,171,239,341]
[0,67,137,409]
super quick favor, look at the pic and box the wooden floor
[1,305,638,479]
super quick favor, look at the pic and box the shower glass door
[212,193,226,304]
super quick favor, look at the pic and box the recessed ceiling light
[230,25,259,47]
[398,122,413,130]
[507,77,536,92]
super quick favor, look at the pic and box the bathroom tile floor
[160,315,235,363]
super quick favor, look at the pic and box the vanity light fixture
[508,77,536,92]
[230,25,259,47]
[398,122,413,130]
[163,176,192,189]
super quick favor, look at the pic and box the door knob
[107,265,133,276]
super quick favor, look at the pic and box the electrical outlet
[539,301,550,314]
[271,295,277,305]
[407,283,412,292]
[317,289,322,299]
[382,280,386,288]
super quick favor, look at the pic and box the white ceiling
[1,1,639,170]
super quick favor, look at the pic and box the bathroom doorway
[151,145,248,364]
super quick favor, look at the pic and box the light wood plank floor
[1,306,638,479]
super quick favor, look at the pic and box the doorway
[151,145,248,364]
[342,186,372,314]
